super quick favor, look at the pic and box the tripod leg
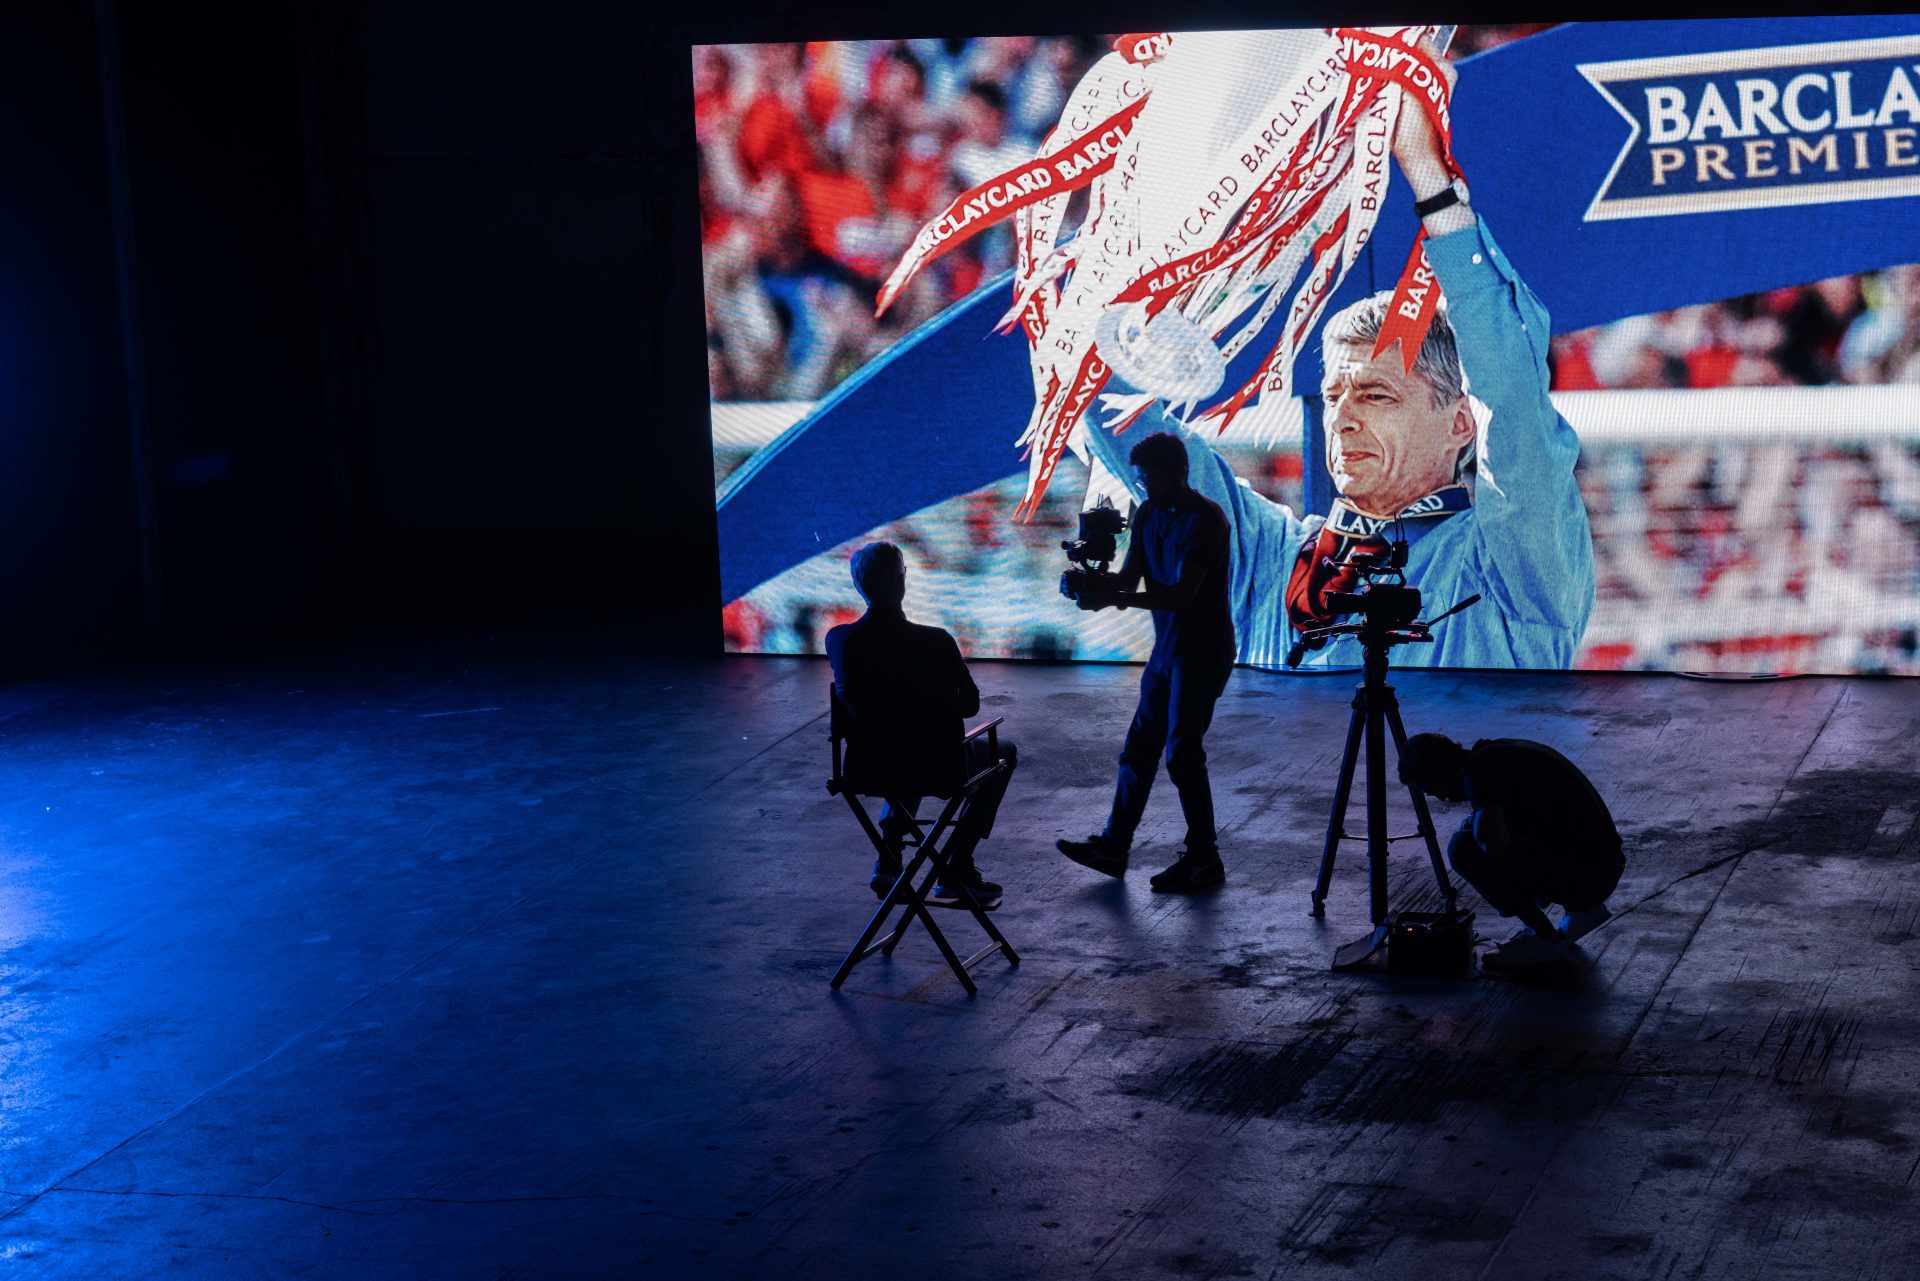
[1312,695,1367,916]
[1385,700,1457,910]
[1365,678,1389,926]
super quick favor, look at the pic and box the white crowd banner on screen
[710,386,1920,457]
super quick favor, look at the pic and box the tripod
[1308,632,1455,925]
[1294,583,1480,967]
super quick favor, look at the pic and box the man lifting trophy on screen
[878,26,1595,669]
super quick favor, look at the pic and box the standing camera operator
[1057,432,1236,892]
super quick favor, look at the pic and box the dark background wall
[0,0,1834,677]
[0,0,713,676]
[0,7,141,675]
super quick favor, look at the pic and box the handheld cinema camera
[1059,497,1128,605]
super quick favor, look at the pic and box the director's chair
[826,683,1020,995]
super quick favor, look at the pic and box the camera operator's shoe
[1057,834,1129,878]
[1557,902,1612,942]
[1149,851,1225,893]
[1480,929,1573,974]
[929,866,1002,911]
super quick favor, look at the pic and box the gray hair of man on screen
[850,540,907,606]
[1321,290,1475,480]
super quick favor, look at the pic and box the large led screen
[701,20,1920,674]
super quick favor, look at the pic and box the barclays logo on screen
[1578,34,1920,221]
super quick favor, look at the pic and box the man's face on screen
[1322,342,1473,517]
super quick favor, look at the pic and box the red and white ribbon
[874,93,1148,318]
[1009,52,1152,345]
[1333,27,1463,372]
[876,26,1457,518]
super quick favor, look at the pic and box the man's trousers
[1447,825,1624,917]
[878,737,1018,872]
[1105,659,1233,855]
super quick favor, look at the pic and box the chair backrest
[830,682,967,798]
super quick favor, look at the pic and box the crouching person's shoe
[1057,834,1129,878]
[929,866,1003,911]
[1557,902,1612,942]
[1480,929,1573,974]
[1149,849,1225,893]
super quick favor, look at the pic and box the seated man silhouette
[1399,733,1624,972]
[825,541,1016,910]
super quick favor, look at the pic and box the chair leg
[832,843,977,996]
[890,835,1009,990]
[830,845,931,989]
[879,859,935,956]
[880,795,958,955]
[901,890,977,996]
[830,789,1014,996]
[882,813,979,994]
[919,797,1018,966]
[958,891,1020,966]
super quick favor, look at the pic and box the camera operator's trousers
[1106,659,1233,856]
[1446,824,1624,918]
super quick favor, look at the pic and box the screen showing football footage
[700,19,1920,674]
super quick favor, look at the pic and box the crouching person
[1399,733,1623,972]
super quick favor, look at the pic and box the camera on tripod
[1323,543,1423,632]
[1286,539,1425,668]
[1059,497,1128,604]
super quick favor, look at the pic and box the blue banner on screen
[698,20,1920,675]
[1580,35,1920,220]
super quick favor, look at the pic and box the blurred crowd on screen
[702,27,1920,675]
[1552,267,1920,392]
[1574,441,1920,674]
[697,36,1112,402]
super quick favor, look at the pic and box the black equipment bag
[1384,909,1476,976]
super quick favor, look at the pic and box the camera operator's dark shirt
[1120,490,1235,666]
[826,606,980,793]
[1464,738,1622,854]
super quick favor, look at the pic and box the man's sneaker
[929,867,1003,910]
[1057,834,1129,878]
[1149,852,1225,893]
[1557,902,1612,942]
[1481,929,1573,973]
[869,858,904,902]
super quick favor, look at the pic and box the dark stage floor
[0,640,1915,1278]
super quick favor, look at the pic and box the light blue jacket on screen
[1082,215,1595,671]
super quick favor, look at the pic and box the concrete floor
[0,639,1915,1278]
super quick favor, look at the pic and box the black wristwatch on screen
[1413,177,1470,219]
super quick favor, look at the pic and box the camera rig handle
[1284,592,1482,668]
[1423,592,1481,628]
